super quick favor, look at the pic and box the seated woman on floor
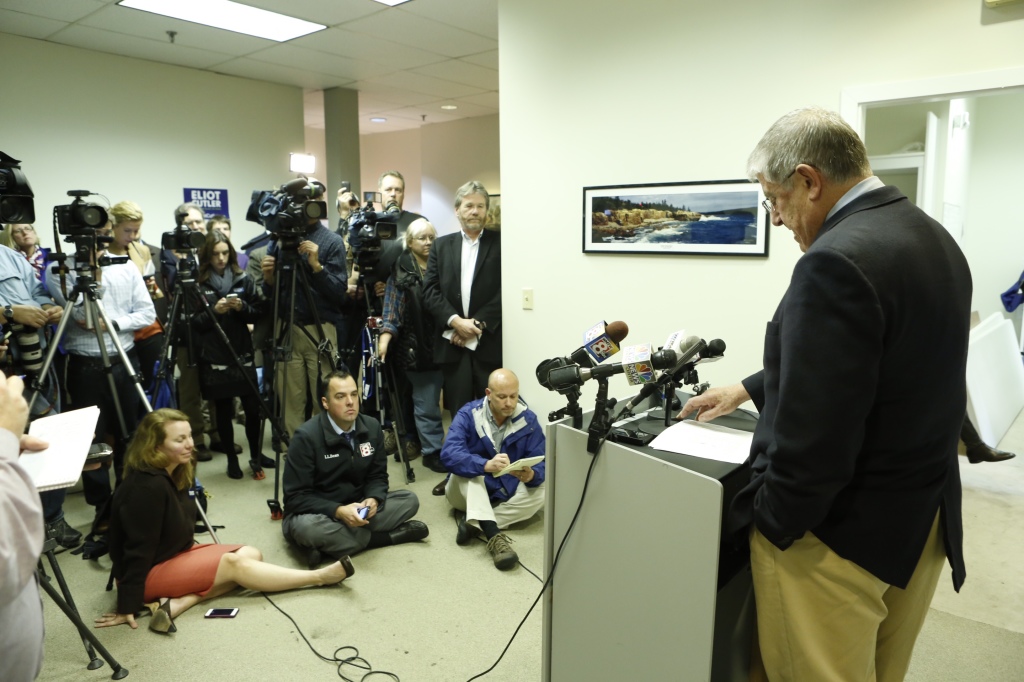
[94,409,354,634]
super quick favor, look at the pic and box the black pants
[66,351,142,508]
[213,393,264,461]
[441,352,499,416]
[134,331,165,392]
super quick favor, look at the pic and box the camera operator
[335,188,365,378]
[0,243,79,548]
[260,204,349,438]
[372,171,424,302]
[192,231,273,479]
[46,223,156,520]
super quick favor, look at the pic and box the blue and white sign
[184,188,229,218]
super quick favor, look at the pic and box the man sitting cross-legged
[441,368,545,570]
[282,370,428,567]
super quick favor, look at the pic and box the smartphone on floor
[204,608,238,618]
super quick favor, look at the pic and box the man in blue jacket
[441,369,545,570]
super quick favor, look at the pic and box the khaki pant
[445,474,545,530]
[750,512,945,682]
[276,322,337,437]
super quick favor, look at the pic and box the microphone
[547,345,677,390]
[384,200,401,215]
[619,335,708,414]
[571,320,629,367]
[694,338,726,364]
[664,335,707,375]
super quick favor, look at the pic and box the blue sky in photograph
[619,190,758,212]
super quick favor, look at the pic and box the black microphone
[694,338,726,364]
[620,336,709,414]
[384,200,401,215]
[547,347,678,390]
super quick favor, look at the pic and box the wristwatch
[3,304,13,322]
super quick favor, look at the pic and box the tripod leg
[40,551,100,668]
[382,362,415,484]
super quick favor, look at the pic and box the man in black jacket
[680,107,971,681]
[282,370,427,566]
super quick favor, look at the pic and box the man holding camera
[282,370,427,566]
[1,243,80,550]
[260,204,349,438]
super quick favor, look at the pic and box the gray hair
[454,180,489,211]
[747,107,871,186]
[403,218,436,250]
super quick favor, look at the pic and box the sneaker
[403,440,422,461]
[486,533,518,570]
[383,430,398,456]
[46,517,83,549]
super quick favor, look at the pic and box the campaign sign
[621,343,657,385]
[583,321,620,363]
[184,188,229,218]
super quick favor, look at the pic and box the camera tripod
[154,250,284,489]
[362,309,415,484]
[263,236,339,519]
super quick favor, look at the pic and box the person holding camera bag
[377,218,445,474]
[191,231,272,479]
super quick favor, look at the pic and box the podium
[542,395,755,681]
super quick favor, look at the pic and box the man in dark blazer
[423,181,502,438]
[680,107,971,681]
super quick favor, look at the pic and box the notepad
[19,406,101,491]
[493,455,544,477]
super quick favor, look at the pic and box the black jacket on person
[109,467,195,615]
[388,249,438,372]
[282,412,389,519]
[190,269,263,366]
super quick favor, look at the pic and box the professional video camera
[247,176,327,248]
[347,191,399,282]
[161,211,206,251]
[0,152,35,223]
[54,190,109,236]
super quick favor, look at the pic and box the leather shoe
[389,520,429,545]
[454,510,478,546]
[967,444,1016,464]
[305,547,323,569]
[211,442,243,455]
[193,445,213,462]
[422,453,447,473]
[432,477,448,496]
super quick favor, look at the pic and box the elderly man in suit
[422,181,501,473]
[680,107,971,682]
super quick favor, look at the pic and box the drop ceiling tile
[79,4,275,56]
[460,49,498,70]
[425,99,498,118]
[290,26,448,70]
[214,57,354,90]
[0,0,107,22]
[358,94,409,114]
[350,80,442,106]
[397,0,497,40]
[457,91,500,109]
[248,43,392,81]
[412,58,497,90]
[342,10,496,58]
[50,24,236,69]
[385,105,463,124]
[0,10,68,39]
[364,70,485,99]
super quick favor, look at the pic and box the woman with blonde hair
[1,223,49,282]
[96,409,353,634]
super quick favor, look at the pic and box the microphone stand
[548,386,584,430]
[587,377,617,454]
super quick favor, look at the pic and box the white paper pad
[442,329,479,350]
[493,455,545,477]
[648,419,753,464]
[19,406,101,491]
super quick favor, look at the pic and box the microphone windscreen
[707,338,726,356]
[605,320,629,345]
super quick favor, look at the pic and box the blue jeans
[406,369,444,456]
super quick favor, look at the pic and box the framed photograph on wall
[583,180,769,257]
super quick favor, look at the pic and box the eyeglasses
[11,226,34,234]
[761,168,800,215]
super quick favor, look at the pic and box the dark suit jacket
[422,229,502,365]
[729,186,971,591]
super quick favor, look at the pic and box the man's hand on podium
[677,383,751,423]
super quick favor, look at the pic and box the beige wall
[499,0,1024,419]
[0,34,304,247]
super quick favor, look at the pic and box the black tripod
[263,238,337,519]
[154,251,284,488]
[363,312,415,483]
[37,537,129,679]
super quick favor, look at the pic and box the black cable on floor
[466,444,603,681]
[261,592,400,682]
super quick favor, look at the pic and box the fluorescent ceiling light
[441,104,458,110]
[289,153,316,174]
[118,0,325,42]
[370,117,387,123]
[372,0,415,6]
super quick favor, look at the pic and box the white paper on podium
[648,419,753,464]
[20,406,101,491]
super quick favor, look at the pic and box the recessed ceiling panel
[0,0,108,22]
[51,24,236,69]
[412,58,497,90]
[343,10,496,58]
[0,9,68,39]
[291,26,448,70]
[397,0,497,40]
[213,57,354,90]
[248,43,393,81]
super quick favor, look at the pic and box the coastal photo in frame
[583,180,769,257]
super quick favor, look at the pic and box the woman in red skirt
[94,409,354,634]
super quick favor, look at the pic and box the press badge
[359,442,374,458]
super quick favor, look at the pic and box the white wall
[359,129,423,213]
[963,91,1024,326]
[499,0,1024,420]
[0,34,304,248]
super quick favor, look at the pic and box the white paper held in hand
[20,406,102,491]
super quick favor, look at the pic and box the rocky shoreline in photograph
[591,208,702,238]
